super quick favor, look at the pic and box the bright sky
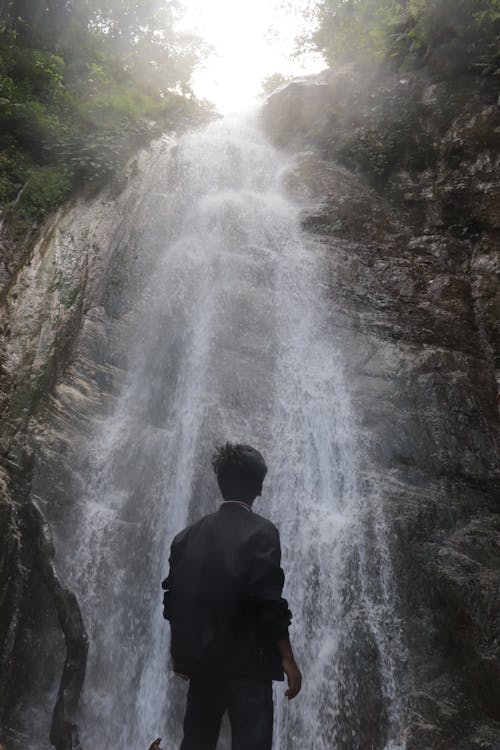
[178,0,325,114]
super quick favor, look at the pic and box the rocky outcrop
[263,66,500,748]
[0,142,167,747]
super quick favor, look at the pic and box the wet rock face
[264,68,500,748]
[0,146,157,744]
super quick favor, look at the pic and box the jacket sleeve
[246,523,292,641]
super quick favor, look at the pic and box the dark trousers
[180,676,273,750]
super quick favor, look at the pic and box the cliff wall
[0,62,499,749]
[0,143,168,746]
[262,66,500,749]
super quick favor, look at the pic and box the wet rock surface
[0,145,160,746]
[264,66,500,748]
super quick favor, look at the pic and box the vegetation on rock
[311,0,500,75]
[0,0,210,239]
[261,72,291,96]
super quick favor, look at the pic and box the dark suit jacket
[162,502,291,681]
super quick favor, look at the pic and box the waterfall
[50,112,406,749]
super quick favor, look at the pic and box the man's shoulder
[172,508,280,546]
[172,511,217,545]
[249,511,280,538]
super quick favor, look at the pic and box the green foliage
[311,0,500,74]
[0,148,29,205]
[0,1,210,235]
[1,163,71,241]
[261,72,291,97]
[312,0,405,66]
[17,165,71,221]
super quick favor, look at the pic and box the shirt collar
[221,500,252,513]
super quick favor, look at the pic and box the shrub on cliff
[311,0,500,75]
[0,1,210,238]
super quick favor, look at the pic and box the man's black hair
[212,442,267,501]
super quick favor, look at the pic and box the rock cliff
[0,143,170,747]
[262,66,500,748]
[0,63,499,750]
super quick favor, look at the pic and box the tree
[261,72,291,97]
[310,0,500,73]
[0,0,210,232]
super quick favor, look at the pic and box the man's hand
[277,637,302,700]
[283,658,302,700]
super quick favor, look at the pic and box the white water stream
[54,112,406,749]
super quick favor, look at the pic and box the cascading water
[49,111,407,749]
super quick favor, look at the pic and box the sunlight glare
[178,0,324,113]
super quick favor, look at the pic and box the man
[162,442,302,750]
